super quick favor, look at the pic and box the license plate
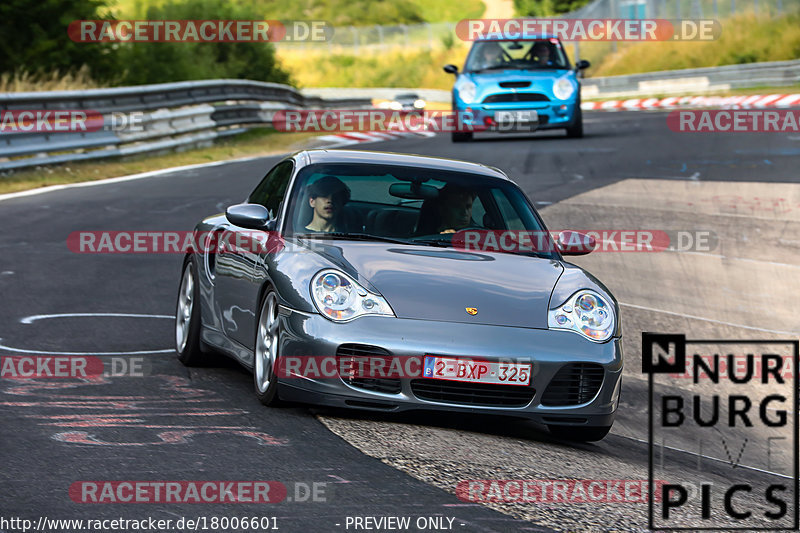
[422,356,531,386]
[493,110,538,132]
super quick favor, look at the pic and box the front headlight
[457,80,477,104]
[311,269,395,322]
[553,77,575,100]
[548,290,615,342]
[413,99,426,109]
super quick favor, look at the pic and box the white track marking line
[620,434,793,480]
[2,312,175,355]
[0,341,172,356]
[20,312,173,324]
[671,250,800,270]
[0,123,423,204]
[619,302,797,336]
[0,159,247,203]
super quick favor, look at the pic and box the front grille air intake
[482,93,550,103]
[411,379,535,407]
[540,363,604,406]
[336,344,402,394]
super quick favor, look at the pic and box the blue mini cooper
[444,37,590,141]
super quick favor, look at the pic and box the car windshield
[465,39,570,72]
[285,162,556,257]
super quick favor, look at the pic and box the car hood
[311,241,564,328]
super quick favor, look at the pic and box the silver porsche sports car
[175,149,622,441]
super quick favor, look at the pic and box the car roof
[475,35,559,42]
[293,149,510,181]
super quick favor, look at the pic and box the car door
[214,160,294,349]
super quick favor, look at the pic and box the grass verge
[584,13,800,77]
[0,129,316,195]
[278,46,470,90]
[281,13,799,90]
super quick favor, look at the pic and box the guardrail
[0,80,372,172]
[581,59,800,99]
[306,60,800,103]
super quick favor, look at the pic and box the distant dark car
[390,93,426,111]
[175,149,622,441]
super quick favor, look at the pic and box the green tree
[117,0,290,85]
[514,0,593,16]
[0,0,118,80]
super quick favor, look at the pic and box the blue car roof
[474,35,559,41]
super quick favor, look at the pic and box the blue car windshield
[465,39,570,72]
[285,163,557,258]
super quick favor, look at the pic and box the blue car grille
[410,379,535,407]
[498,81,531,88]
[337,344,402,394]
[482,93,550,103]
[540,363,604,406]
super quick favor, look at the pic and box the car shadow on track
[309,406,613,453]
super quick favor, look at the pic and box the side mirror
[225,203,275,230]
[556,230,596,256]
[576,59,591,70]
[443,64,458,74]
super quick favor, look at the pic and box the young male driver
[304,176,351,233]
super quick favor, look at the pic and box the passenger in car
[532,41,553,66]
[477,42,505,69]
[437,184,477,234]
[304,176,351,233]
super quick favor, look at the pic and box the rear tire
[548,424,611,442]
[566,107,583,138]
[175,258,205,366]
[253,290,282,406]
[451,131,473,143]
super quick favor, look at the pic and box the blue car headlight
[456,79,477,104]
[553,77,576,100]
[548,290,615,342]
[311,269,394,322]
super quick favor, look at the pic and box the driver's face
[482,47,501,61]
[309,195,337,221]
[535,46,550,62]
[441,194,474,228]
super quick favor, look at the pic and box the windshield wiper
[295,232,414,245]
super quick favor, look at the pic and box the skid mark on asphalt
[0,374,288,447]
[53,428,286,446]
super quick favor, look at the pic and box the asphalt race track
[1,110,798,532]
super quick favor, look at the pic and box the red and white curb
[582,93,800,111]
[316,130,437,146]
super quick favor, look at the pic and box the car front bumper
[454,99,579,132]
[277,308,622,427]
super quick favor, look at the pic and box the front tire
[253,290,282,406]
[175,258,205,366]
[451,131,473,143]
[566,107,583,138]
[548,424,611,442]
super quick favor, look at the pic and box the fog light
[484,116,495,126]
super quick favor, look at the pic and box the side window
[492,189,525,230]
[248,161,294,219]
[471,195,487,226]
